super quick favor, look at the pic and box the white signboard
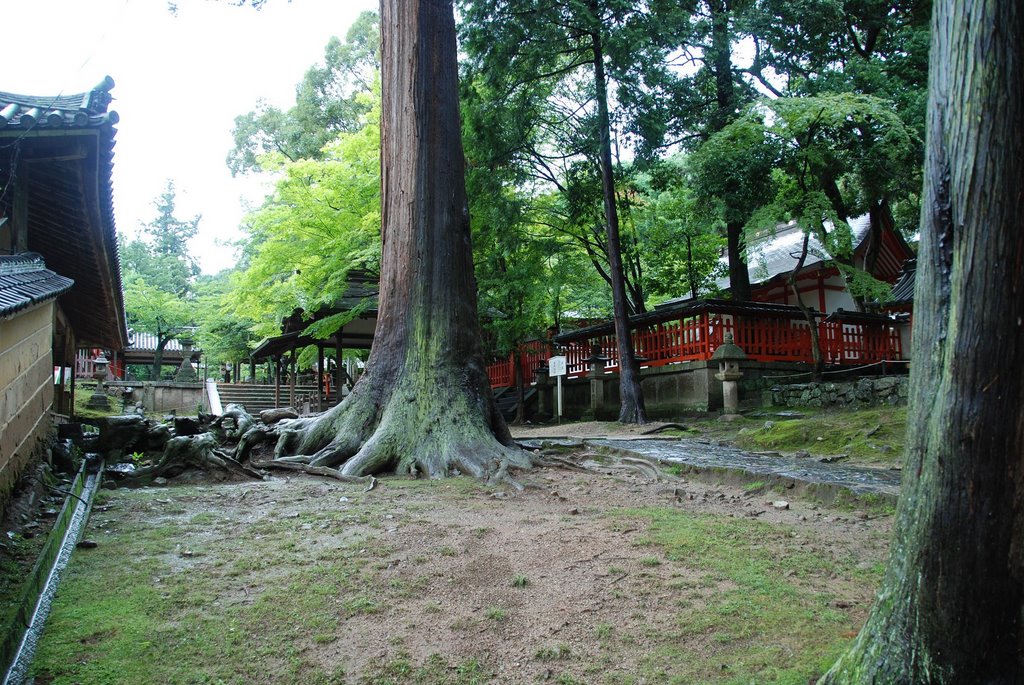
[547,355,567,377]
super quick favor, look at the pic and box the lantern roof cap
[710,332,747,362]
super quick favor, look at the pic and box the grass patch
[611,506,883,684]
[484,606,506,621]
[361,653,488,685]
[733,407,907,465]
[535,643,572,660]
[510,573,529,588]
[29,487,389,685]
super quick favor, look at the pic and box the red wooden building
[486,215,915,390]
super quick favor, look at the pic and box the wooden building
[0,78,127,506]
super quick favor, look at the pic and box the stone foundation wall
[107,381,205,415]
[532,361,812,420]
[0,303,56,511]
[767,376,909,408]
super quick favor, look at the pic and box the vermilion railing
[485,303,905,388]
[487,340,550,388]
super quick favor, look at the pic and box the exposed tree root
[248,457,377,490]
[125,434,263,482]
[262,372,533,481]
[641,423,688,435]
[533,449,668,481]
[210,404,256,441]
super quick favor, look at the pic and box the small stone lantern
[86,353,111,409]
[175,339,197,382]
[711,332,747,417]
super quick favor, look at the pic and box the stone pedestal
[716,373,742,415]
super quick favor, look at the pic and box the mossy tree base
[271,362,531,479]
[257,0,531,482]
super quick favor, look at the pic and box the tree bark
[726,219,751,301]
[820,0,1024,681]
[789,233,824,379]
[590,7,647,424]
[708,0,751,302]
[268,0,530,479]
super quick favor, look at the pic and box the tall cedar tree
[271,0,530,479]
[820,0,1024,681]
[460,0,651,423]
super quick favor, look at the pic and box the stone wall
[532,360,811,420]
[107,381,205,415]
[767,376,909,408]
[0,303,56,508]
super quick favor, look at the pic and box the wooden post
[289,350,296,409]
[274,356,282,408]
[335,330,344,402]
[316,344,325,411]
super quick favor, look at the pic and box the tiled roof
[0,252,74,317]
[0,77,126,349]
[0,77,119,130]
[888,258,916,304]
[740,215,872,289]
[127,331,199,354]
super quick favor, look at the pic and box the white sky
[4,0,376,274]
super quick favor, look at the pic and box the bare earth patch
[33,454,892,684]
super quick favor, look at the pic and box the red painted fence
[487,304,904,388]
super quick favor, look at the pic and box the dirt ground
[32,426,896,684]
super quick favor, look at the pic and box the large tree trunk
[789,233,824,380]
[820,0,1024,682]
[269,0,529,479]
[590,10,648,424]
[708,0,751,302]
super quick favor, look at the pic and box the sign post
[547,355,567,424]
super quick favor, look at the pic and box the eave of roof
[887,258,916,305]
[0,77,127,349]
[0,253,74,317]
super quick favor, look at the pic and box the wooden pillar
[289,349,296,409]
[316,344,325,411]
[274,356,282,408]
[335,330,344,401]
[12,177,28,253]
[249,358,256,384]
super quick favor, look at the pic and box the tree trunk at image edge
[272,0,529,479]
[590,9,647,424]
[819,1,1024,682]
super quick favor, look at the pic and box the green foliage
[119,182,202,378]
[459,0,685,316]
[227,12,380,175]
[192,271,259,365]
[227,91,382,342]
[633,158,726,302]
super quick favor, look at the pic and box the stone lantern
[175,339,197,382]
[711,332,747,417]
[85,352,111,409]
